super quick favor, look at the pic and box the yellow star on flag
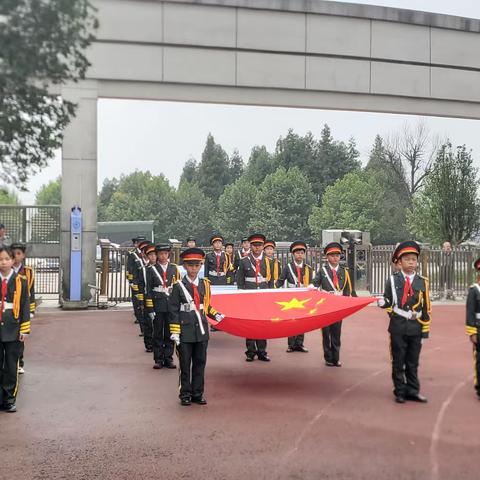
[276,297,311,311]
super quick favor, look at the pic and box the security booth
[322,230,371,294]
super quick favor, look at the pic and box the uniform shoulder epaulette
[203,277,211,285]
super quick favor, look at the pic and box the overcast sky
[18,0,480,204]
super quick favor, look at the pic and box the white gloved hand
[30,313,35,320]
[376,297,386,307]
[170,333,180,346]
[149,312,155,321]
[334,291,343,296]
[215,313,225,323]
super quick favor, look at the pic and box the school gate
[59,0,480,304]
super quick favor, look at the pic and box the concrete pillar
[60,81,98,307]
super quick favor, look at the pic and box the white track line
[429,377,470,480]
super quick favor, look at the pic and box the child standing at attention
[0,246,31,412]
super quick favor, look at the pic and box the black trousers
[474,341,480,395]
[245,339,267,356]
[19,341,25,368]
[0,340,21,406]
[288,334,305,348]
[132,295,144,333]
[390,333,423,397]
[141,310,153,350]
[152,311,174,364]
[322,321,342,363]
[178,341,208,399]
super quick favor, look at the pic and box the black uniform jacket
[0,272,31,342]
[126,249,141,283]
[169,276,218,343]
[381,271,431,338]
[145,263,181,313]
[236,253,274,289]
[233,249,250,272]
[132,257,149,303]
[314,264,356,297]
[466,283,480,336]
[204,251,229,281]
[276,262,313,288]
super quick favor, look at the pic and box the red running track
[0,305,478,480]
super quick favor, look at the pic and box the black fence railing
[25,257,61,295]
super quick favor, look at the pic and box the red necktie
[191,282,201,310]
[332,269,339,290]
[0,279,6,320]
[296,266,302,286]
[401,276,413,306]
[255,259,260,285]
[162,268,167,286]
[243,250,248,257]
[216,254,221,274]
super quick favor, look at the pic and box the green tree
[0,0,97,190]
[365,135,410,243]
[98,177,119,221]
[312,124,361,200]
[102,171,175,241]
[35,176,61,205]
[214,176,257,241]
[243,145,275,185]
[229,149,244,184]
[0,187,20,205]
[308,171,384,243]
[407,143,480,245]
[196,133,231,200]
[179,158,198,186]
[249,167,315,241]
[170,182,214,245]
[274,129,316,172]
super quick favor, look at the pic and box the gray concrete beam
[97,80,480,120]
[149,0,480,32]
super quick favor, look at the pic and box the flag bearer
[314,242,355,367]
[277,241,313,353]
[204,235,228,286]
[377,241,431,404]
[236,234,273,362]
[168,248,224,406]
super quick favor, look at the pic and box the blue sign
[70,206,82,301]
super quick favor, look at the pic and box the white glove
[170,333,180,346]
[334,291,343,296]
[30,313,35,320]
[149,312,155,321]
[376,297,386,307]
[215,313,225,323]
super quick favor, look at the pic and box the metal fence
[0,206,61,295]
[0,205,60,243]
[99,244,479,303]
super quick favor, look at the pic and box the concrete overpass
[61,0,480,304]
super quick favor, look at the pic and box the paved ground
[1,304,478,480]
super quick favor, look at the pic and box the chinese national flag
[209,288,374,339]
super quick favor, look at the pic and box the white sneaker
[18,366,25,374]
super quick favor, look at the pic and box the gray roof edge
[156,0,480,32]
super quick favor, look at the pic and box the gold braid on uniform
[203,278,218,317]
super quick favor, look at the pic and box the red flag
[209,288,374,339]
